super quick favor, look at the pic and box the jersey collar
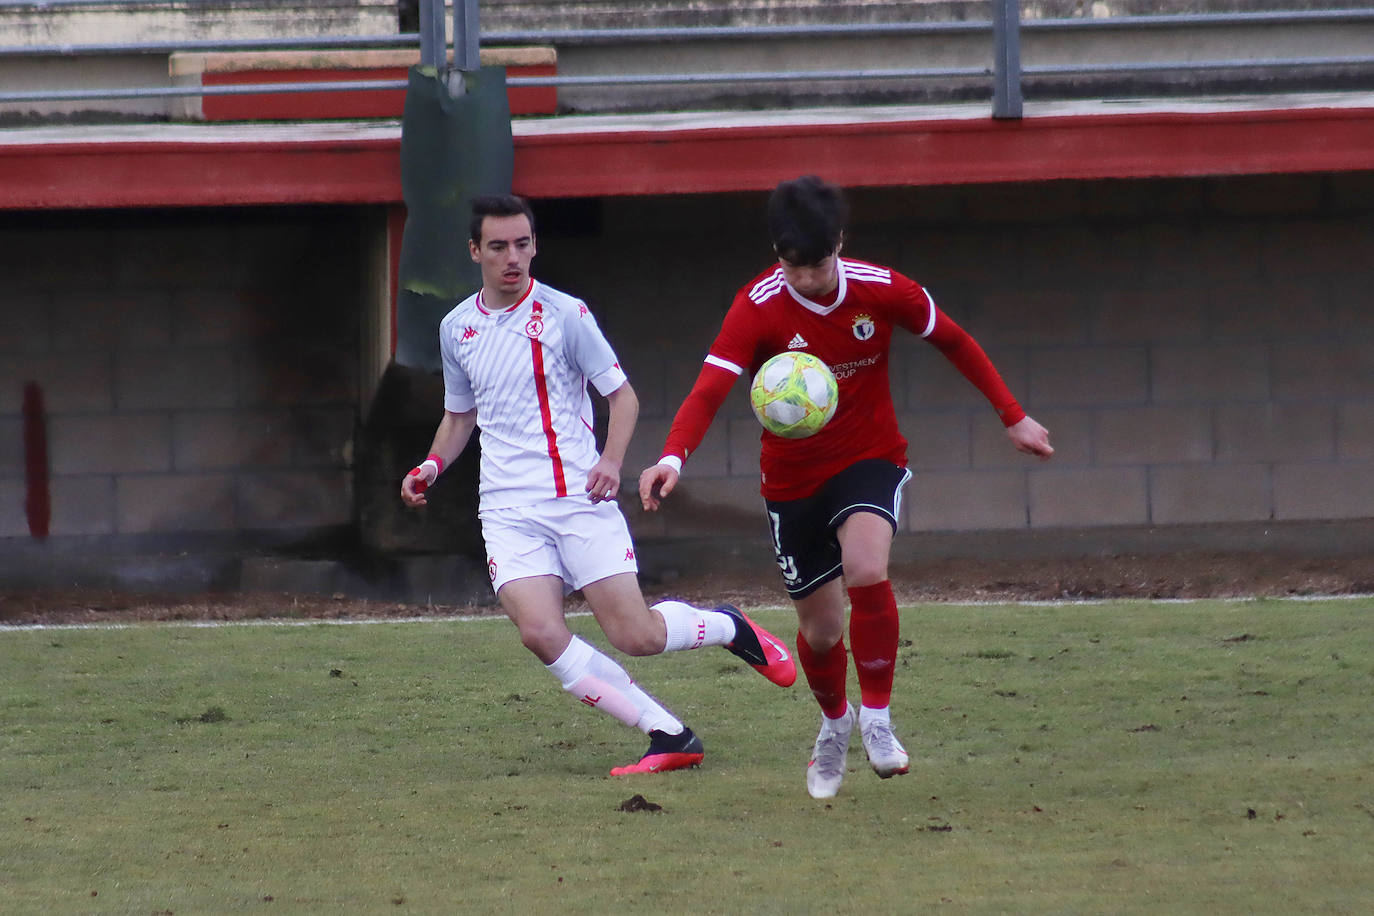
[476,278,536,316]
[783,261,847,315]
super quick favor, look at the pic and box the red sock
[796,630,850,720]
[848,581,899,709]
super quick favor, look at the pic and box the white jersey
[439,279,628,510]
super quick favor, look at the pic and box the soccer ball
[749,351,839,439]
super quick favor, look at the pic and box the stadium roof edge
[2,93,1374,209]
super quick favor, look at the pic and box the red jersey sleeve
[884,272,1024,427]
[925,300,1026,427]
[660,364,737,463]
[660,291,762,464]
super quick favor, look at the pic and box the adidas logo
[786,333,808,349]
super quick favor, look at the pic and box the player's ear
[469,238,481,262]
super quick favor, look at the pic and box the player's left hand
[638,462,678,511]
[1008,415,1054,460]
[585,458,622,503]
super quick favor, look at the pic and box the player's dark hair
[767,175,848,265]
[469,194,536,245]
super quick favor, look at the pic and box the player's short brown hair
[469,194,536,245]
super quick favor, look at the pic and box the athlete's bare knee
[516,620,570,663]
[603,620,664,657]
[799,619,844,652]
[842,559,888,588]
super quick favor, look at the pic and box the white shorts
[479,496,639,595]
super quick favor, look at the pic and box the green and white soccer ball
[749,351,839,439]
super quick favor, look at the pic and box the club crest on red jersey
[852,313,876,341]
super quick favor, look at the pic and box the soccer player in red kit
[639,176,1054,798]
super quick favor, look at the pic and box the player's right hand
[400,459,440,508]
[638,462,679,511]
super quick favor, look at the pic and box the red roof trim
[510,106,1374,196]
[2,105,1372,210]
[0,137,401,209]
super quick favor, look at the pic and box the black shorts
[763,459,913,599]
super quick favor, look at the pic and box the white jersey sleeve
[438,297,479,413]
[563,298,628,396]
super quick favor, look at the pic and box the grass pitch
[2,599,1372,914]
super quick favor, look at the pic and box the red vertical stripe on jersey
[529,336,568,497]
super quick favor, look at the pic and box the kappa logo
[852,314,876,341]
[461,326,479,342]
[578,303,589,317]
[786,333,809,350]
[624,548,636,561]
[487,557,497,581]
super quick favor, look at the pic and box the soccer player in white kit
[400,194,795,776]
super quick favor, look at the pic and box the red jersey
[661,258,1025,501]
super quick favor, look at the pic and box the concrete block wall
[0,208,366,543]
[533,171,1374,538]
[3,172,1371,554]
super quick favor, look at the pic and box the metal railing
[2,0,1373,119]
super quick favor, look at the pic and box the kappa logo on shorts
[487,557,497,581]
[624,548,635,561]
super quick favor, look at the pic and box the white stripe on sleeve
[704,354,744,375]
[920,288,938,338]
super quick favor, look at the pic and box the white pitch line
[1,594,1371,634]
[0,613,512,633]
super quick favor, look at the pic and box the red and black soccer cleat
[610,727,704,776]
[716,604,798,687]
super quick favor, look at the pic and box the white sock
[651,600,738,652]
[859,705,891,730]
[546,636,683,735]
[822,704,855,733]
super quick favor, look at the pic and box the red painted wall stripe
[199,65,558,120]
[387,204,406,357]
[22,382,51,539]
